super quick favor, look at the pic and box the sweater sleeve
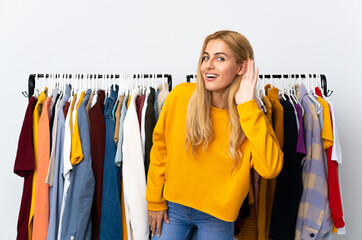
[145,91,170,211]
[237,99,283,179]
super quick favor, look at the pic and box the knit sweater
[146,83,283,222]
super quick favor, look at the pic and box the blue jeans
[152,201,234,240]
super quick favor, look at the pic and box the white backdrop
[1,0,361,239]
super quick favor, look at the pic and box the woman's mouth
[205,73,219,80]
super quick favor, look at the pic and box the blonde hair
[185,30,254,169]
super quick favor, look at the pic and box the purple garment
[295,103,307,155]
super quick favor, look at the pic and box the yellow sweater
[146,83,283,222]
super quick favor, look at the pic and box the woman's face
[201,39,243,96]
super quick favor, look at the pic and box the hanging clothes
[57,92,75,240]
[256,96,273,240]
[114,94,128,167]
[141,89,150,159]
[29,90,46,240]
[60,89,95,239]
[269,98,304,239]
[14,96,37,240]
[136,93,146,129]
[295,84,332,239]
[265,85,284,240]
[89,90,106,240]
[157,84,169,116]
[322,95,346,235]
[16,74,174,240]
[99,85,123,239]
[315,88,345,232]
[32,96,51,240]
[144,87,156,178]
[114,94,125,146]
[123,87,150,239]
[46,96,62,186]
[47,85,70,240]
[70,91,84,166]
[49,90,60,149]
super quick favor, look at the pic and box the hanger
[280,75,287,101]
[127,73,131,96]
[61,74,65,95]
[311,74,319,98]
[112,74,115,92]
[162,74,166,90]
[294,74,305,116]
[305,74,321,115]
[258,74,265,98]
[255,74,266,113]
[153,73,156,90]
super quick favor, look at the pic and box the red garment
[89,90,106,240]
[136,94,146,129]
[327,117,345,228]
[63,102,70,118]
[316,86,345,228]
[315,87,323,97]
[14,96,37,240]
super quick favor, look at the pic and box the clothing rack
[26,73,173,99]
[186,73,333,97]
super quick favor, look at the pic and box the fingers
[156,217,163,238]
[243,58,255,82]
[254,67,259,85]
[164,212,170,224]
[149,214,156,237]
[148,210,168,238]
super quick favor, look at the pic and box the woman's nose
[206,59,215,69]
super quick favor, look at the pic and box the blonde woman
[146,30,283,239]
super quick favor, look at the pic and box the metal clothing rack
[186,73,333,97]
[26,73,173,100]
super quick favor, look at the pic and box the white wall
[1,0,361,239]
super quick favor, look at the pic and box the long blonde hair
[185,30,254,169]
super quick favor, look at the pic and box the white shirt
[57,99,73,240]
[141,87,150,158]
[122,87,149,240]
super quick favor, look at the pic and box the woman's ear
[237,60,247,76]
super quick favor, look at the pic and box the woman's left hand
[235,58,259,105]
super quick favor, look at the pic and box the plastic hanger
[162,74,166,90]
[306,74,321,115]
[253,74,265,112]
[288,74,297,104]
[259,74,265,98]
[293,74,305,116]
[152,73,156,90]
[61,74,65,95]
[280,75,287,101]
[112,74,115,92]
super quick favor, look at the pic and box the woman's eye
[202,56,209,61]
[217,57,225,61]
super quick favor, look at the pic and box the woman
[146,30,283,239]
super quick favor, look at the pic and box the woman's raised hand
[235,58,259,105]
